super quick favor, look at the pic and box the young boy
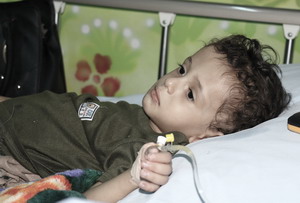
[0,35,291,202]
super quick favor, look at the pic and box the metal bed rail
[56,0,300,77]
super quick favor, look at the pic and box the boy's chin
[141,95,148,107]
[142,92,153,106]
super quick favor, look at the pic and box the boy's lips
[151,87,160,105]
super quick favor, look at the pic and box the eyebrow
[182,56,192,65]
[189,56,203,102]
[185,56,204,103]
[187,56,192,64]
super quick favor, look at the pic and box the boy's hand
[138,147,172,192]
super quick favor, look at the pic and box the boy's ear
[188,128,224,143]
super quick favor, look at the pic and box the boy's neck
[148,120,162,133]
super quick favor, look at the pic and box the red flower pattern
[75,61,91,82]
[75,53,121,96]
[81,85,98,96]
[94,53,111,74]
[101,77,121,97]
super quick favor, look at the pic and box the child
[0,35,291,202]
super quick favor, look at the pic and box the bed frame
[54,0,300,78]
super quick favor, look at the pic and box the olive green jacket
[0,91,188,182]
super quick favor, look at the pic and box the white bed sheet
[63,64,300,203]
[119,64,300,203]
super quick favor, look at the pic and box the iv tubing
[161,144,210,203]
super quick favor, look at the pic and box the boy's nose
[164,77,178,94]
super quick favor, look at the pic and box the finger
[146,146,159,154]
[145,151,172,163]
[140,168,169,186]
[142,160,172,176]
[138,180,160,193]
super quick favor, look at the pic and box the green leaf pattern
[57,0,300,96]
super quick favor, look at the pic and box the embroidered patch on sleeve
[78,102,100,121]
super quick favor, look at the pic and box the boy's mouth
[151,87,160,105]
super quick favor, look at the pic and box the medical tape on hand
[130,134,173,186]
[131,133,210,203]
[130,142,157,186]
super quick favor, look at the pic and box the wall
[2,0,300,96]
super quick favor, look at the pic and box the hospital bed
[53,1,300,202]
[4,0,300,202]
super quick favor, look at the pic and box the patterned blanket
[0,169,102,203]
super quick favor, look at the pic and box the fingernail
[142,161,149,168]
[139,181,145,188]
[141,170,148,178]
[146,153,155,161]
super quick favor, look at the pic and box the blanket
[0,169,102,203]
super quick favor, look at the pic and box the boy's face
[143,46,232,142]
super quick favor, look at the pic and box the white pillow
[97,94,144,106]
[119,64,300,203]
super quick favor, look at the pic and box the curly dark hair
[207,35,291,134]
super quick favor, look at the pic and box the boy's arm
[84,149,172,203]
[0,96,10,102]
[84,169,137,203]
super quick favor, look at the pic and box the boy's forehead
[183,46,211,63]
[189,46,227,68]
[191,46,217,59]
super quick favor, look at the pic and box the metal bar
[158,12,176,78]
[284,39,294,64]
[158,25,169,79]
[62,0,300,26]
[283,24,300,64]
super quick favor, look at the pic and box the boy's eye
[187,89,194,101]
[178,64,186,75]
